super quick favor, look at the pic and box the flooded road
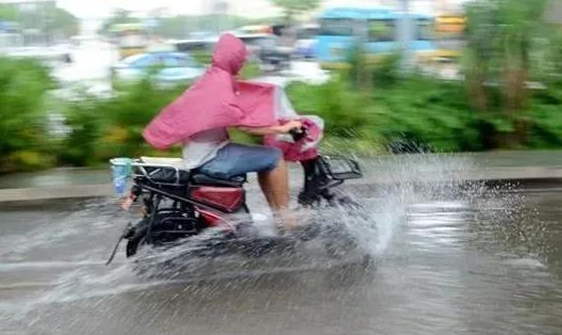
[1,159,562,335]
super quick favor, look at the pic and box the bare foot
[275,209,299,233]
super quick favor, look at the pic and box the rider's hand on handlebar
[277,120,303,134]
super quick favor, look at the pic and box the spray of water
[331,151,483,256]
[1,148,543,332]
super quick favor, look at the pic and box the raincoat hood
[212,33,247,75]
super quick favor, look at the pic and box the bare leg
[258,165,281,210]
[258,159,288,211]
[258,159,297,230]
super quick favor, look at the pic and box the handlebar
[289,127,307,141]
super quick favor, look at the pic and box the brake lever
[289,126,307,142]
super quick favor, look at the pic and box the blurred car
[2,45,72,64]
[110,52,204,87]
[293,39,317,59]
[293,24,319,59]
[234,25,273,35]
[237,34,291,71]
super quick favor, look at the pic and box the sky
[53,0,469,19]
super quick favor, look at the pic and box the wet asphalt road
[1,161,562,335]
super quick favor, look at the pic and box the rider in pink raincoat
[143,33,309,229]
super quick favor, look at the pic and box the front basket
[318,155,362,180]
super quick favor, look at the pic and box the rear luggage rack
[128,158,190,186]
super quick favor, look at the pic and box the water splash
[1,151,546,333]
[336,150,543,260]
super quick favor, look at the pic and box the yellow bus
[434,15,467,59]
[111,23,149,59]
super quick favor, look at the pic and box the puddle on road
[2,153,559,335]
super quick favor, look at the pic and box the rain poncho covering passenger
[142,33,277,150]
[143,33,322,161]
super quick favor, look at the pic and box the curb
[1,170,562,204]
[0,184,114,203]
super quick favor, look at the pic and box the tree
[0,4,18,21]
[272,0,320,23]
[46,6,79,38]
[98,10,140,36]
[464,0,550,147]
[0,3,78,39]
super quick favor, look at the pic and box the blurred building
[0,0,57,45]
[0,20,22,49]
[55,0,465,21]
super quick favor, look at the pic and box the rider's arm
[237,120,302,135]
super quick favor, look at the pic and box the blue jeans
[198,143,282,179]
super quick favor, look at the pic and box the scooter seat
[191,173,246,187]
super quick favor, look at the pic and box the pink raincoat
[143,33,321,162]
[142,34,277,150]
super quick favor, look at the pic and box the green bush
[527,84,562,148]
[373,75,482,152]
[346,45,402,90]
[371,53,401,88]
[190,50,262,79]
[286,78,376,138]
[0,57,57,173]
[286,73,483,153]
[59,91,103,166]
[95,79,185,162]
[58,79,186,167]
[191,50,212,64]
[240,62,262,80]
[5,53,562,174]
